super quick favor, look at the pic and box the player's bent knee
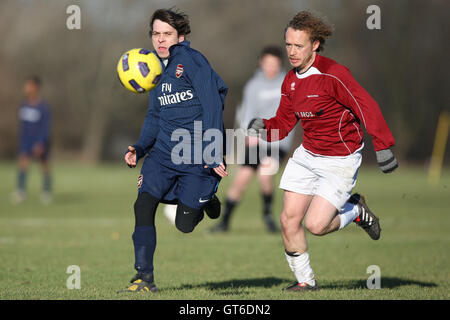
[175,202,202,234]
[304,219,326,236]
[175,218,195,233]
[134,192,159,227]
[176,223,195,234]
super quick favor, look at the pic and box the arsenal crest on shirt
[176,64,184,78]
[137,174,143,188]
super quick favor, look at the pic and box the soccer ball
[117,48,162,93]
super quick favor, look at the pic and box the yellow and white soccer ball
[117,48,162,93]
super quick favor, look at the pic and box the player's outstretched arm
[124,146,137,168]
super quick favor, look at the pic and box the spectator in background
[210,46,295,233]
[11,76,52,204]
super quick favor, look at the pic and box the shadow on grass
[166,276,437,294]
[319,277,437,290]
[165,277,290,295]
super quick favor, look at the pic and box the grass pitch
[0,161,448,300]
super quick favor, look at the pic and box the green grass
[0,161,449,299]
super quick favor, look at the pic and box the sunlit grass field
[0,161,448,299]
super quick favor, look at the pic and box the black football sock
[132,226,156,276]
[133,192,159,276]
[221,198,238,226]
[17,170,27,192]
[262,192,273,216]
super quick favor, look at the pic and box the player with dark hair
[121,8,228,292]
[12,76,52,204]
[249,11,398,291]
[210,46,295,233]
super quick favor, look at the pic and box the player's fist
[125,146,137,168]
[248,118,265,136]
[376,149,398,173]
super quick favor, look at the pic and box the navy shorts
[137,153,221,210]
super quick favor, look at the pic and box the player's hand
[204,163,228,178]
[248,118,265,136]
[125,146,137,168]
[376,149,398,173]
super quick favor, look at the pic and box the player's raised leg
[349,193,381,240]
[177,170,220,232]
[303,195,342,236]
[304,193,381,239]
[175,201,204,233]
[300,191,381,241]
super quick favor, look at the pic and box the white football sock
[285,251,315,286]
[339,201,360,230]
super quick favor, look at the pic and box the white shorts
[279,145,362,210]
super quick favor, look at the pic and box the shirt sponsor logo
[307,94,319,98]
[295,111,315,118]
[158,89,194,106]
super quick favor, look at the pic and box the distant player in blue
[121,9,228,292]
[12,76,52,204]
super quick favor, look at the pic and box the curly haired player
[249,11,398,291]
